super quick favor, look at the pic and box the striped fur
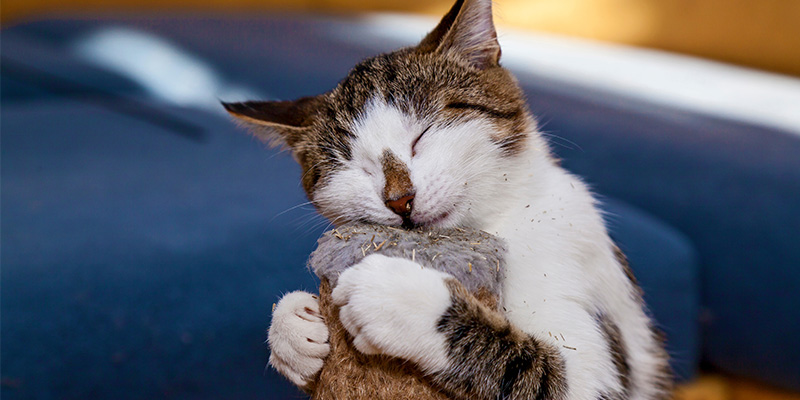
[433,279,567,400]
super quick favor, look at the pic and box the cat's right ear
[221,96,322,148]
[417,0,501,70]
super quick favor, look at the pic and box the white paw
[331,254,453,373]
[268,291,329,388]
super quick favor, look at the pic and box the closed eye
[445,102,520,120]
[411,125,432,156]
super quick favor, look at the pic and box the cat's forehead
[303,49,530,165]
[328,51,476,119]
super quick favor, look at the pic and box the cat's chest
[491,197,586,266]
[489,192,601,331]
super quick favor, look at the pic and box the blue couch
[2,13,798,399]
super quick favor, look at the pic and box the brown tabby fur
[311,279,498,400]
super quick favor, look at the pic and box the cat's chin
[413,210,453,229]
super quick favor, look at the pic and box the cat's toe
[269,351,323,387]
[268,291,330,387]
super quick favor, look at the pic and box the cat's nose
[385,194,415,217]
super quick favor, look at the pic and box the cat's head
[224,0,547,230]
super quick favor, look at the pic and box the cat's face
[305,50,534,229]
[225,0,542,229]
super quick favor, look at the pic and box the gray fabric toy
[306,224,507,399]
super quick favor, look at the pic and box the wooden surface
[676,375,800,400]
[2,0,799,76]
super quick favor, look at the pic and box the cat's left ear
[424,0,501,70]
[222,96,322,148]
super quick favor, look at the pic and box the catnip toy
[306,224,507,400]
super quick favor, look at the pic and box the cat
[223,0,673,398]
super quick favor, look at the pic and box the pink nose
[385,194,414,216]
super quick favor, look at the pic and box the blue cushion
[1,29,144,101]
[1,101,314,399]
[602,199,699,381]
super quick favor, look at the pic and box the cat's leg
[331,254,454,370]
[332,254,566,400]
[268,291,330,390]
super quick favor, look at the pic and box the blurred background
[4,0,800,76]
[2,0,799,399]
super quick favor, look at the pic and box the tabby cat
[224,0,672,398]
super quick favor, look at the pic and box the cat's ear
[222,96,322,148]
[417,0,465,52]
[419,0,501,70]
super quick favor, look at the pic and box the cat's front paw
[331,254,453,373]
[268,291,329,388]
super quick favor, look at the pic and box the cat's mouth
[413,210,451,228]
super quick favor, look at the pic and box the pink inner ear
[417,0,465,52]
[436,0,501,70]
[222,97,322,150]
[222,96,322,128]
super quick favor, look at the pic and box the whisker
[299,159,330,184]
[291,212,327,234]
[271,201,315,221]
[540,130,585,153]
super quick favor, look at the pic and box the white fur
[268,291,330,388]
[313,99,525,230]
[331,254,453,374]
[280,99,666,399]
[495,164,664,399]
